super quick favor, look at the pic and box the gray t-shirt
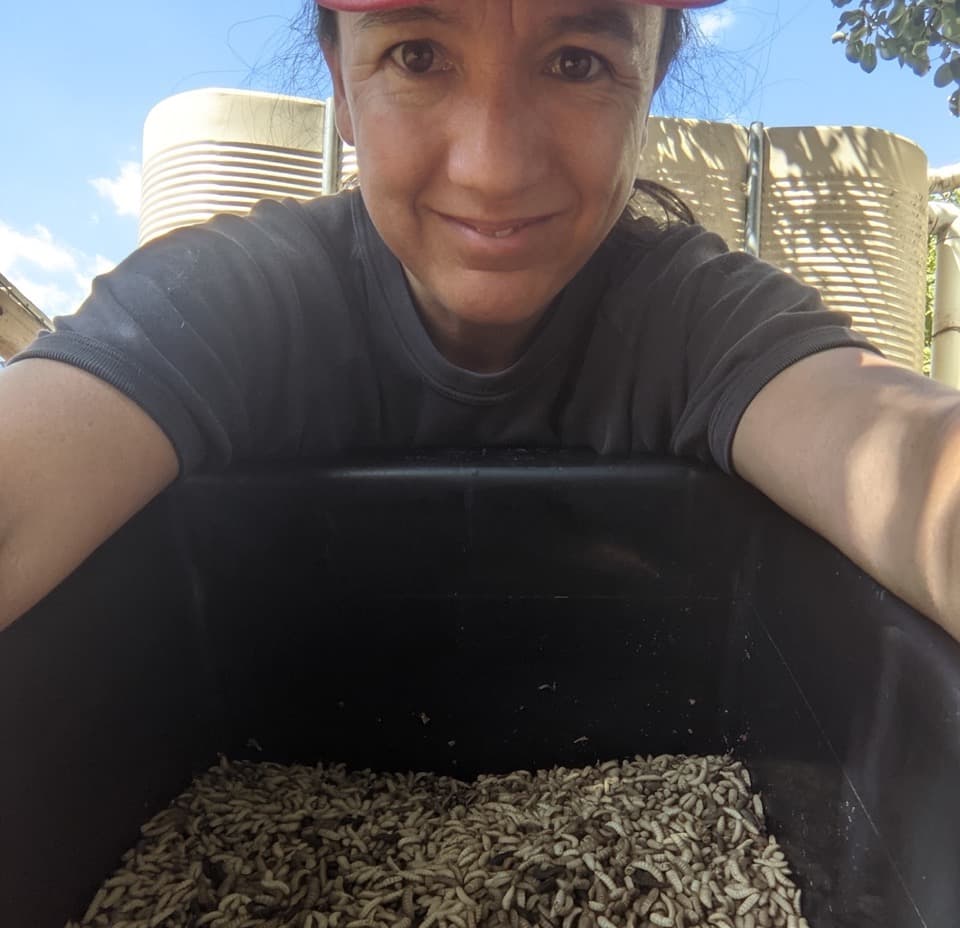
[11,189,875,477]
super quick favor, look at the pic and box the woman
[1,0,958,639]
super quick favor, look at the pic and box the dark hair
[315,5,694,228]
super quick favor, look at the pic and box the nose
[444,68,551,203]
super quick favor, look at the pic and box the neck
[421,315,541,373]
[405,274,550,374]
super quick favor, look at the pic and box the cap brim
[320,0,726,9]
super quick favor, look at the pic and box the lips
[442,214,550,239]
[476,225,523,239]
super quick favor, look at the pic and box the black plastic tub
[2,452,959,928]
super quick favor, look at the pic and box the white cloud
[0,222,77,274]
[90,161,142,219]
[697,9,736,40]
[0,220,114,318]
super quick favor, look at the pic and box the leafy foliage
[832,0,960,116]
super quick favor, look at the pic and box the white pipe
[744,122,764,257]
[321,96,342,196]
[930,163,960,196]
[929,201,960,388]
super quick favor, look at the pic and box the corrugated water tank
[138,88,328,246]
[637,120,929,372]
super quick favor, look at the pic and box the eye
[549,48,608,81]
[388,40,448,75]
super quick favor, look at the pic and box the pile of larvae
[68,753,810,928]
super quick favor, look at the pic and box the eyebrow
[352,4,639,45]
[544,7,640,46]
[353,6,459,34]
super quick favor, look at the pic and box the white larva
[69,754,808,928]
[736,892,761,916]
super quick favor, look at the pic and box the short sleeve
[645,226,881,473]
[8,198,346,476]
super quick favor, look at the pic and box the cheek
[614,129,643,198]
[349,101,435,201]
[607,96,651,188]
[564,105,645,210]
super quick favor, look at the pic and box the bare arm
[733,347,960,638]
[0,359,179,632]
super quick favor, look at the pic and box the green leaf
[879,37,899,58]
[935,59,955,86]
[888,0,908,27]
[907,51,931,76]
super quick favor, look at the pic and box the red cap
[320,0,726,9]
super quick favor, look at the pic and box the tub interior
[2,453,958,928]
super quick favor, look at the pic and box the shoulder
[181,189,362,261]
[605,219,740,280]
[136,189,360,257]
[104,190,365,306]
[601,219,819,310]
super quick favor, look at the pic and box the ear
[321,39,356,146]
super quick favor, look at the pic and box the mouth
[441,213,552,239]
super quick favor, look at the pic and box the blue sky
[1,0,956,322]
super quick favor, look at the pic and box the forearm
[835,404,960,635]
[0,360,179,637]
[733,349,960,641]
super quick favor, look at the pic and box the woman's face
[324,1,663,368]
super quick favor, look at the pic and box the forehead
[343,1,657,46]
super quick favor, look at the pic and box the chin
[433,275,560,324]
[444,296,549,329]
